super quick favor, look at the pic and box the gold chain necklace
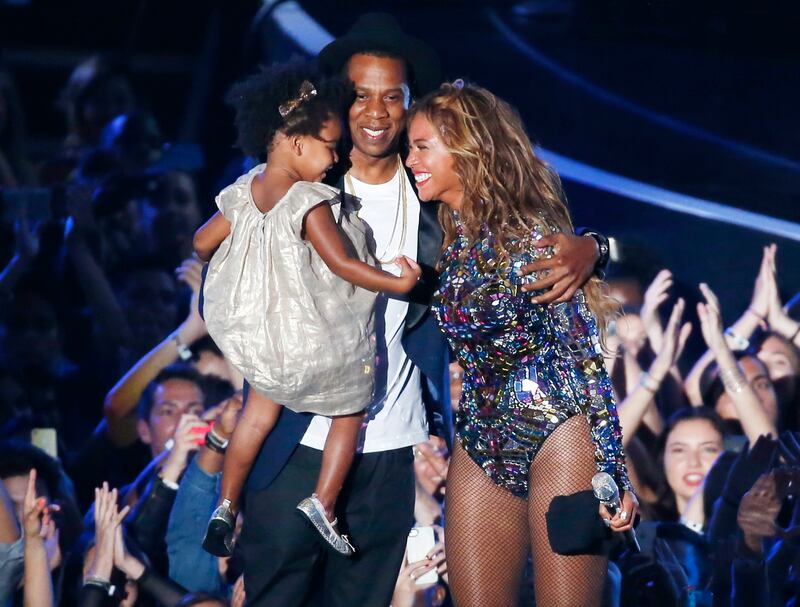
[345,156,408,265]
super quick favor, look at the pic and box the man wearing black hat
[238,13,607,606]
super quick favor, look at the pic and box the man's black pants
[240,445,415,607]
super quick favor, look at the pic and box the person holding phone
[406,81,636,607]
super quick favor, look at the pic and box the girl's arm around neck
[193,212,231,262]
[304,204,420,295]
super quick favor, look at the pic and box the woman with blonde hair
[405,81,636,606]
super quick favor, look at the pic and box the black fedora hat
[318,13,441,96]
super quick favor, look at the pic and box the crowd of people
[1,10,800,607]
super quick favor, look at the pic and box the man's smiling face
[347,53,410,162]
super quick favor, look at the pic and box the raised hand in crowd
[697,283,777,442]
[619,298,691,445]
[175,254,208,346]
[762,244,800,349]
[615,313,648,361]
[112,515,144,582]
[639,269,673,354]
[85,482,128,585]
[22,469,55,607]
[685,246,776,404]
[83,482,186,607]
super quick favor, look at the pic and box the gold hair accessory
[278,80,317,118]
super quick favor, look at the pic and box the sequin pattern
[432,225,631,497]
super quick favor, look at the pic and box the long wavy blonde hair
[408,81,618,336]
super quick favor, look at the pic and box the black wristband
[579,230,610,279]
[204,429,228,454]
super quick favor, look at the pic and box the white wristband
[172,334,192,361]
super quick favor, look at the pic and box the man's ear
[137,418,152,445]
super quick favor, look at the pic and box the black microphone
[591,472,640,553]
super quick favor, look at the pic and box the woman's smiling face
[405,114,463,209]
[663,418,723,510]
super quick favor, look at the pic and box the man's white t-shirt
[300,167,429,453]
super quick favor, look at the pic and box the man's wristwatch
[577,229,610,280]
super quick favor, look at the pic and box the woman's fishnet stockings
[528,415,607,607]
[446,440,529,607]
[446,415,607,607]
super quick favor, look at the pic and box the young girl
[194,64,420,557]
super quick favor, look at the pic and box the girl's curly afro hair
[225,60,351,162]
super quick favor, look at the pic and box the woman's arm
[115,525,186,607]
[304,204,420,295]
[104,257,208,446]
[549,296,633,492]
[686,248,772,404]
[618,300,691,445]
[22,471,54,607]
[764,245,800,348]
[193,212,231,262]
[697,284,777,442]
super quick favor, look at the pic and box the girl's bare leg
[219,388,281,511]
[314,412,364,520]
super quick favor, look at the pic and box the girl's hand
[113,520,143,580]
[697,283,727,354]
[764,245,783,326]
[41,516,61,571]
[640,269,673,351]
[89,483,119,581]
[22,469,46,539]
[394,256,422,293]
[750,245,774,322]
[599,490,639,533]
[649,298,691,381]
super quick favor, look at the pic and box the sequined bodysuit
[432,225,631,498]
